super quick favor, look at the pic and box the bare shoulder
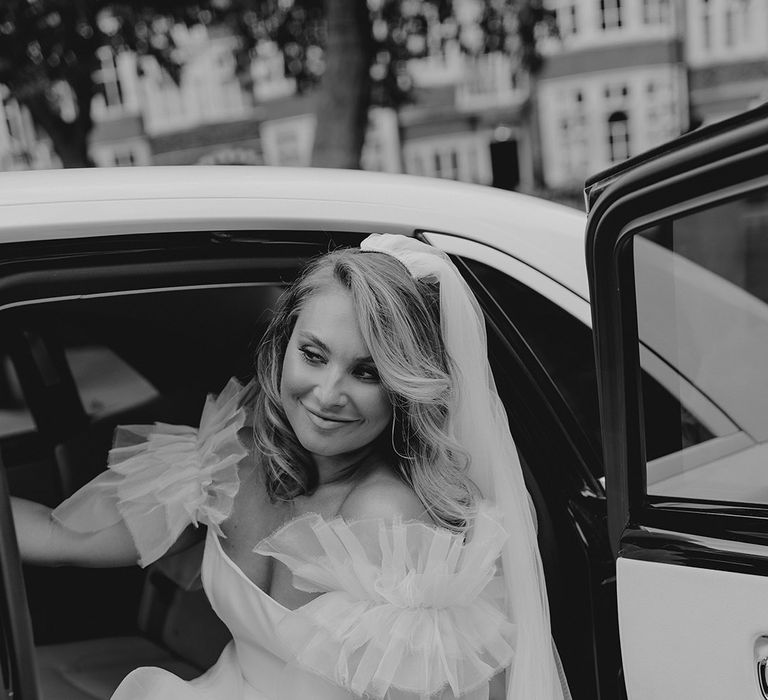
[340,470,430,524]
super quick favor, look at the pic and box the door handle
[756,636,768,698]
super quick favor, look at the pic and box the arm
[13,379,248,569]
[11,496,137,568]
[11,496,203,568]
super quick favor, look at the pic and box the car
[0,101,766,700]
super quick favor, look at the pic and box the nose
[312,367,348,408]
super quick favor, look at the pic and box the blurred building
[394,43,531,188]
[538,0,688,188]
[0,19,530,188]
[2,1,768,191]
[684,0,768,124]
[538,0,768,189]
[0,86,60,171]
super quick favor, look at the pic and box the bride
[12,234,569,700]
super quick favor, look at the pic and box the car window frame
[424,232,604,495]
[0,228,379,696]
[586,105,768,559]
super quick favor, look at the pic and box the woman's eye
[299,347,324,364]
[355,365,380,382]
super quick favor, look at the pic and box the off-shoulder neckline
[209,502,505,614]
[254,500,502,546]
[209,529,311,614]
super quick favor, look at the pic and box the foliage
[0,1,197,165]
[218,0,556,108]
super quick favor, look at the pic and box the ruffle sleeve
[254,503,515,700]
[51,377,250,567]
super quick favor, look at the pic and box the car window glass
[460,258,604,476]
[634,187,768,503]
[68,346,158,418]
[0,354,33,437]
[0,348,157,439]
[2,282,284,653]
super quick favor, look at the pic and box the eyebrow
[297,331,374,364]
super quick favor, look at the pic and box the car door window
[0,347,158,440]
[461,259,604,474]
[3,281,285,657]
[634,187,768,503]
[462,256,719,487]
[0,354,33,437]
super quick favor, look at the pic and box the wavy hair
[252,245,477,530]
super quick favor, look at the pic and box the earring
[390,413,413,461]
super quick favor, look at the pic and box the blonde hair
[252,246,476,530]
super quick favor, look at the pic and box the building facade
[538,0,768,189]
[0,18,531,189]
[684,0,768,124]
[2,2,767,192]
[0,86,60,171]
[537,0,689,188]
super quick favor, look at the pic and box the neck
[313,444,381,486]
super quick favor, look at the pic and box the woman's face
[280,283,393,475]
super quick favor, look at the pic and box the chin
[298,434,363,459]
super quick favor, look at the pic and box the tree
[221,0,556,173]
[0,1,197,167]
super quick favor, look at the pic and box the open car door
[586,103,768,699]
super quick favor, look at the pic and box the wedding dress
[52,379,516,700]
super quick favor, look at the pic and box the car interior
[0,232,602,699]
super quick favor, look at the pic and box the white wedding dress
[52,379,515,700]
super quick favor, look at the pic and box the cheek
[280,348,306,398]
[362,387,393,427]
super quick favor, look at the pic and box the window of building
[599,0,623,30]
[556,88,589,182]
[701,0,712,50]
[604,83,629,104]
[742,0,752,40]
[449,150,459,179]
[642,0,670,25]
[554,2,579,36]
[275,129,302,166]
[433,151,443,178]
[94,47,124,110]
[113,149,136,167]
[4,100,24,149]
[405,136,491,184]
[724,5,735,46]
[607,110,630,162]
[723,0,752,47]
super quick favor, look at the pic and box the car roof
[0,166,589,299]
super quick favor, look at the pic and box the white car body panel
[618,557,768,700]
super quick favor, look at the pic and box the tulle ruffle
[52,378,250,567]
[254,503,515,699]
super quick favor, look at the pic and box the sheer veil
[360,234,571,700]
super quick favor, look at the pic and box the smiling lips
[302,404,358,430]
